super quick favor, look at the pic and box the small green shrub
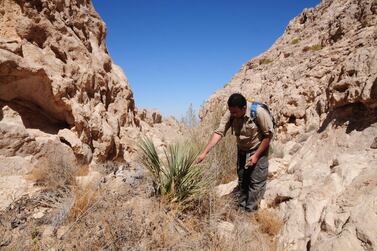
[139,138,209,204]
[291,38,300,45]
[260,58,273,65]
[303,44,322,52]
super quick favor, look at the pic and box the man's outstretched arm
[197,133,222,163]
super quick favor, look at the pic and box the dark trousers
[237,148,268,211]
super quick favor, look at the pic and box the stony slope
[201,0,376,140]
[200,0,377,250]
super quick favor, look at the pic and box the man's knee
[249,179,266,192]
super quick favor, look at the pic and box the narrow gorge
[0,0,376,250]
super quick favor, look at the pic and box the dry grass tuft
[68,184,99,222]
[254,209,283,236]
[208,133,238,184]
[189,106,238,185]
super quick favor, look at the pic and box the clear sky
[92,0,320,118]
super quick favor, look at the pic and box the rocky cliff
[201,0,377,250]
[0,0,183,211]
[201,0,376,140]
[0,0,139,163]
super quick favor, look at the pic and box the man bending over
[197,93,274,212]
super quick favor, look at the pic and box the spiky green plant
[139,138,209,204]
[138,137,163,193]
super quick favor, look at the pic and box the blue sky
[92,0,320,118]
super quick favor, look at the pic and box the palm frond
[138,137,162,183]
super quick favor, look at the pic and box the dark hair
[227,93,246,108]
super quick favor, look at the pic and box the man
[197,93,274,212]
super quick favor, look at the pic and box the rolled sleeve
[214,110,232,137]
[255,106,274,137]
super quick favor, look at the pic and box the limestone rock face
[200,0,377,141]
[263,124,377,250]
[0,104,80,210]
[200,0,377,250]
[0,0,138,162]
[0,0,185,212]
[137,108,162,126]
[120,114,184,160]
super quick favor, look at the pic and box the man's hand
[246,154,259,166]
[246,135,272,167]
[197,152,207,163]
[197,133,222,164]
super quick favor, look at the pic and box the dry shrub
[208,221,270,251]
[207,133,238,184]
[254,209,283,236]
[172,196,272,251]
[68,184,99,221]
[27,156,75,189]
[57,192,186,250]
[190,106,238,185]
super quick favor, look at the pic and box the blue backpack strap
[250,101,276,128]
[250,102,260,120]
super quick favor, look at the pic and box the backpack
[229,100,275,136]
[249,101,276,129]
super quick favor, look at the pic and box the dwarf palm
[139,137,209,204]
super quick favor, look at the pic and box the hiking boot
[239,200,246,208]
[244,204,258,213]
[244,207,257,213]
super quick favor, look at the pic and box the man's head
[227,93,247,118]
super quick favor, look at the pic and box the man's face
[229,106,246,118]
